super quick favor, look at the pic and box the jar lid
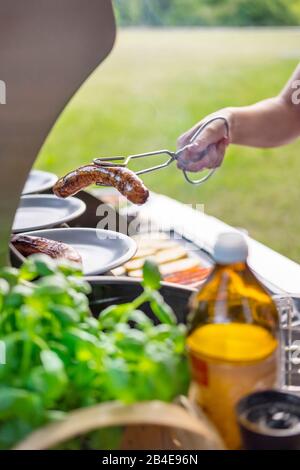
[214,232,248,264]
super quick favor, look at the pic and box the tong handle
[181,116,229,185]
[93,151,175,176]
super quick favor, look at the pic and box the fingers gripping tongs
[93,116,229,186]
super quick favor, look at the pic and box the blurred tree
[218,0,299,26]
[113,0,300,26]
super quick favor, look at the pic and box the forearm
[176,64,300,172]
[226,64,300,148]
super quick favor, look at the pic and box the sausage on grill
[11,234,82,264]
[53,164,149,205]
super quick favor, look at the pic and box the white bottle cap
[214,232,248,265]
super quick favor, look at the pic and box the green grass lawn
[36,28,300,262]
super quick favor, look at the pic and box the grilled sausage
[53,164,149,205]
[11,235,82,264]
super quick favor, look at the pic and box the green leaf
[114,328,146,358]
[101,357,131,402]
[27,367,67,405]
[149,291,176,325]
[20,254,56,280]
[4,284,34,308]
[0,418,35,450]
[35,274,68,292]
[57,259,83,277]
[142,260,161,290]
[0,251,189,448]
[0,278,9,311]
[49,304,80,325]
[40,350,64,372]
[27,351,68,404]
[127,310,153,330]
[0,387,44,422]
[99,303,132,329]
[0,267,19,287]
[68,276,91,295]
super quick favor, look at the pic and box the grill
[11,183,300,393]
[1,1,300,443]
[278,295,300,394]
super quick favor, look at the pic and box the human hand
[176,113,231,172]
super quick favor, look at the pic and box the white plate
[22,169,58,195]
[13,195,86,233]
[21,228,137,275]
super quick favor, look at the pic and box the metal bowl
[11,228,137,276]
[87,276,195,324]
[12,195,86,233]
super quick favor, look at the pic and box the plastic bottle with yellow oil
[187,233,279,449]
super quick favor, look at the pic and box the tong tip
[93,157,126,168]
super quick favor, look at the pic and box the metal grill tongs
[93,116,229,185]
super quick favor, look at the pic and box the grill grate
[278,295,300,394]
